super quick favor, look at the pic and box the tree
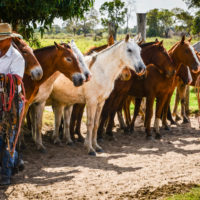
[184,0,200,8]
[147,9,161,37]
[79,8,99,37]
[64,18,79,36]
[100,0,127,40]
[158,9,174,37]
[172,8,193,34]
[0,0,94,40]
[192,13,200,35]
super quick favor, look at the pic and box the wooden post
[137,13,146,41]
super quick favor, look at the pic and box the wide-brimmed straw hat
[0,23,23,41]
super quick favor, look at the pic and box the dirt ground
[0,114,200,200]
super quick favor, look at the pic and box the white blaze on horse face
[124,39,146,73]
[70,40,92,81]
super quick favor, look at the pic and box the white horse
[28,40,91,152]
[44,35,146,155]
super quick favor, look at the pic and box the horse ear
[159,40,163,46]
[155,38,159,42]
[181,35,185,44]
[188,36,192,43]
[54,42,63,50]
[125,34,130,42]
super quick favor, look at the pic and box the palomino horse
[47,35,145,155]
[161,36,200,130]
[25,41,90,152]
[12,37,43,81]
[97,41,176,140]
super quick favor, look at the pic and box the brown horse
[69,41,174,140]
[12,37,43,81]
[172,52,200,123]
[97,41,176,140]
[24,42,84,114]
[161,36,200,130]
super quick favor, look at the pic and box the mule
[47,35,146,155]
[12,37,43,81]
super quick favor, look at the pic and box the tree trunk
[137,13,146,41]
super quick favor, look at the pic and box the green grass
[166,186,200,200]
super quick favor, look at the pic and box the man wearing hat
[0,23,25,185]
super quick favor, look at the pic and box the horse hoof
[96,148,104,153]
[88,151,96,156]
[155,134,161,140]
[182,118,190,124]
[38,147,46,154]
[146,135,153,140]
[170,120,176,125]
[97,138,104,143]
[175,115,182,122]
[77,137,84,143]
[67,141,74,146]
[164,125,170,131]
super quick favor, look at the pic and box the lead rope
[10,74,26,157]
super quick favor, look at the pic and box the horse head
[12,37,43,81]
[54,42,85,87]
[141,40,176,78]
[70,40,92,82]
[169,35,200,73]
[120,34,146,74]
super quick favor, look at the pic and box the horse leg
[85,103,97,155]
[92,102,105,153]
[52,103,64,145]
[63,105,73,145]
[75,104,85,142]
[117,109,126,130]
[130,97,142,133]
[34,102,46,152]
[97,112,108,141]
[162,95,172,130]
[123,97,132,131]
[172,88,181,122]
[181,98,190,123]
[145,97,155,139]
[70,104,78,142]
[154,95,167,139]
[185,85,190,116]
[105,112,116,139]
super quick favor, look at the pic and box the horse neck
[34,47,57,85]
[168,43,182,69]
[93,44,124,84]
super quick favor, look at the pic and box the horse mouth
[31,66,43,81]
[72,73,85,87]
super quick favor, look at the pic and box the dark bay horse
[12,37,43,81]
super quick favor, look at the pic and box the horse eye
[127,49,132,53]
[66,57,72,62]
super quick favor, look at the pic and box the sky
[53,0,188,28]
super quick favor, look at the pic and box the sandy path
[0,116,200,200]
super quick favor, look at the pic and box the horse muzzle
[72,73,86,87]
[135,61,146,74]
[31,66,43,81]
[84,71,92,82]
